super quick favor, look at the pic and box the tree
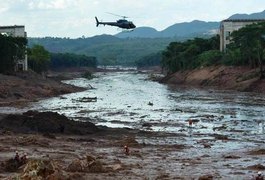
[50,53,97,68]
[161,35,220,74]
[28,45,50,73]
[135,52,162,68]
[229,22,265,79]
[0,34,27,74]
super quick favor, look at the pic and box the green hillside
[28,36,177,65]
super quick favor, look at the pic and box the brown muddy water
[1,71,265,179]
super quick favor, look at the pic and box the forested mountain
[28,37,178,65]
[116,20,219,38]
[229,10,265,19]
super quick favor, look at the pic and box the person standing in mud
[256,171,264,180]
[124,145,130,155]
[188,119,193,136]
[14,151,20,162]
[20,152,27,165]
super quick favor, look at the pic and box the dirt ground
[0,71,85,107]
[161,65,265,94]
[0,112,264,179]
[0,127,265,179]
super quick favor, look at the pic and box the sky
[0,0,265,38]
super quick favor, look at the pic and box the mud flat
[0,72,85,107]
[0,111,265,179]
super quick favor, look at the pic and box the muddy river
[28,71,264,134]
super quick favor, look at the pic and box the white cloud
[0,0,265,37]
[28,0,76,10]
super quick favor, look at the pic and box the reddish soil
[161,65,265,94]
[0,71,85,107]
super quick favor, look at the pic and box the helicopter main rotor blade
[106,12,129,19]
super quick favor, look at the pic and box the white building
[0,25,28,71]
[220,19,265,52]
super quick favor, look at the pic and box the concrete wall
[220,20,265,51]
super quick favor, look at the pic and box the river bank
[0,71,86,107]
[160,65,265,94]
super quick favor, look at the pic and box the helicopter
[95,13,136,30]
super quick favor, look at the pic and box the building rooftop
[222,19,265,22]
[0,25,25,29]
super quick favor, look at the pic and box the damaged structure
[0,25,28,71]
[220,19,265,52]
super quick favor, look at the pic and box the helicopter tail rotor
[95,17,99,27]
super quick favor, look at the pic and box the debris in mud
[213,124,227,131]
[198,174,214,180]
[248,149,265,155]
[148,101,153,106]
[18,159,66,179]
[74,97,97,102]
[0,111,98,135]
[111,164,123,171]
[174,108,184,112]
[247,164,265,170]
[202,143,212,148]
[213,134,229,140]
[155,173,170,179]
[142,123,152,128]
[67,155,105,173]
[223,155,241,159]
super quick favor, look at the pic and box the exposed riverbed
[1,71,265,179]
[28,71,264,134]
